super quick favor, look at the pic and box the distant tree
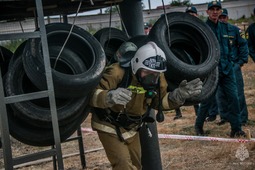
[105,1,145,14]
[1,39,24,53]
[104,5,119,14]
[171,0,191,6]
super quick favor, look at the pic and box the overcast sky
[80,0,215,15]
[143,0,213,9]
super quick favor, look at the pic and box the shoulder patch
[245,32,249,39]
[240,32,245,39]
[238,29,245,39]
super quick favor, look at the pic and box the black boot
[206,115,216,122]
[173,108,182,120]
[195,126,204,136]
[229,130,246,138]
[217,119,227,126]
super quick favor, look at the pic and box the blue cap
[186,6,197,14]
[207,1,222,10]
[220,8,228,16]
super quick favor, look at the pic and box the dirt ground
[1,58,255,170]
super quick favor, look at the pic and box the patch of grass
[0,39,25,52]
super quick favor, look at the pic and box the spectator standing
[194,1,246,138]
[186,6,199,17]
[174,6,200,120]
[217,8,249,126]
[246,7,255,62]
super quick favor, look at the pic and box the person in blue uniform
[246,7,255,62]
[194,1,246,138]
[186,6,198,17]
[217,8,249,126]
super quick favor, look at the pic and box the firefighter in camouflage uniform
[89,41,203,170]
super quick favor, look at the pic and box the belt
[92,121,137,140]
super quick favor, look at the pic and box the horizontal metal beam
[13,149,56,166]
[5,90,49,104]
[0,31,40,40]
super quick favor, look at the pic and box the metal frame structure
[0,0,64,169]
[0,0,163,169]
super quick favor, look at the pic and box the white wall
[0,0,254,35]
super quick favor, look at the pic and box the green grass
[0,39,25,52]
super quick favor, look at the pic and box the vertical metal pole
[35,0,64,169]
[119,0,144,36]
[148,0,151,11]
[119,1,162,169]
[0,69,14,170]
[52,146,57,170]
[77,127,86,169]
[63,15,68,24]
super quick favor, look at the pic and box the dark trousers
[195,93,215,129]
[207,95,218,117]
[218,64,248,123]
[195,68,242,132]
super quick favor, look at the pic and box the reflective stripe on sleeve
[91,89,104,107]
[162,93,171,109]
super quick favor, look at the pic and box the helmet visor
[137,69,160,90]
[142,55,166,73]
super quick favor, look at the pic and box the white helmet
[131,41,167,74]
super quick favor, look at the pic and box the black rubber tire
[149,12,220,82]
[22,23,106,98]
[127,35,151,48]
[94,27,129,64]
[7,104,90,146]
[0,46,13,77]
[5,56,89,128]
[126,34,218,105]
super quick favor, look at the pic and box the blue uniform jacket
[227,23,248,66]
[246,23,255,62]
[206,19,233,75]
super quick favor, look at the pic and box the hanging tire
[5,56,89,128]
[22,23,106,98]
[149,12,220,82]
[127,35,150,48]
[94,27,129,64]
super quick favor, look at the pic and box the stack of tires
[3,23,130,146]
[2,12,220,146]
[4,23,108,146]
